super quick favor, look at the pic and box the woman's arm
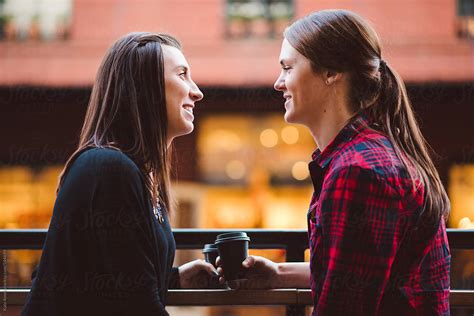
[168,267,181,289]
[276,262,310,288]
[217,256,310,289]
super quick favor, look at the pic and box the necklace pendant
[157,212,164,224]
[154,205,164,224]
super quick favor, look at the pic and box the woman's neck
[308,101,355,152]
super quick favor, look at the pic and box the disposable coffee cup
[202,243,219,268]
[215,232,250,281]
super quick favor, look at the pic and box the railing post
[286,245,305,262]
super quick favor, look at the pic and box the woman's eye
[179,71,187,78]
[283,66,292,71]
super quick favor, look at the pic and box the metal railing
[1,229,474,315]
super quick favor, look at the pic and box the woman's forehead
[279,39,299,63]
[162,45,189,69]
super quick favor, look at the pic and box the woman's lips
[183,104,194,119]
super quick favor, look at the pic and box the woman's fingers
[202,261,219,276]
[218,276,226,284]
[242,255,256,268]
[216,256,259,286]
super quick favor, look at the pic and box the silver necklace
[153,201,164,224]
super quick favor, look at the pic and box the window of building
[198,114,314,185]
[457,0,474,39]
[0,0,72,41]
[196,114,314,229]
[449,164,474,228]
[225,0,293,39]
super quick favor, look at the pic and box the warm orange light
[206,129,242,152]
[260,129,278,148]
[281,126,299,144]
[291,161,309,181]
[459,217,474,229]
[449,164,474,228]
[225,160,246,180]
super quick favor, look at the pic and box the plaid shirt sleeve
[315,165,408,315]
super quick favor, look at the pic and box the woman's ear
[324,70,343,85]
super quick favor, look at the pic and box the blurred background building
[0,0,473,315]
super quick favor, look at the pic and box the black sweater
[21,148,179,316]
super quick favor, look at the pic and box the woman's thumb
[242,255,256,268]
[204,262,219,276]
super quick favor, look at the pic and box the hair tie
[135,39,148,47]
[379,59,387,73]
[134,34,166,47]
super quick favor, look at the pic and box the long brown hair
[285,10,450,221]
[57,32,181,212]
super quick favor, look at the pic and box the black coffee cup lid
[215,232,250,244]
[202,243,218,253]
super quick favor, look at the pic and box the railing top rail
[0,229,473,250]
[2,289,474,307]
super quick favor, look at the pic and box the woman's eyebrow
[280,58,293,66]
[174,65,188,71]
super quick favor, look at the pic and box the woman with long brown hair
[22,32,216,316]
[218,10,451,315]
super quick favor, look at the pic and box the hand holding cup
[216,255,280,289]
[214,232,250,281]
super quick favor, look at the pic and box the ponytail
[365,60,450,222]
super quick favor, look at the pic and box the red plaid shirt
[307,113,450,315]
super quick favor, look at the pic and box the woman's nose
[190,82,204,101]
[274,75,285,91]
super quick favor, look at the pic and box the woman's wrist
[276,262,310,288]
[275,263,285,288]
[276,263,295,288]
[169,266,181,289]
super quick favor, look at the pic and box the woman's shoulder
[328,131,414,188]
[336,130,402,170]
[64,147,143,185]
[74,147,140,173]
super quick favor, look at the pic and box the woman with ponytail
[22,32,217,316]
[218,10,451,315]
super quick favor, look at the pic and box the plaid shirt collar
[308,112,372,197]
[311,112,371,169]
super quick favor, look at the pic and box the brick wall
[0,0,472,86]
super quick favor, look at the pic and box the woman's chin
[179,126,194,138]
[284,111,296,124]
[184,121,194,133]
[168,123,194,141]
